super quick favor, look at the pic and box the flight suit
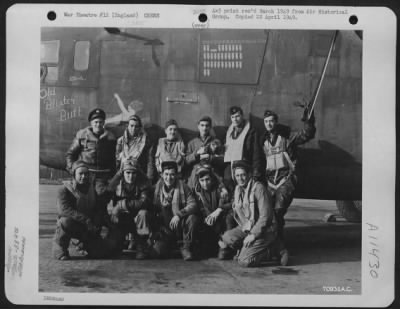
[115,129,155,182]
[151,179,200,259]
[185,135,224,187]
[223,121,263,191]
[52,180,122,260]
[193,180,236,257]
[108,170,153,258]
[66,127,117,221]
[220,179,281,267]
[261,114,316,238]
[155,137,186,176]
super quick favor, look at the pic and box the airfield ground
[39,184,361,294]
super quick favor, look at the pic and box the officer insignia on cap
[88,108,106,121]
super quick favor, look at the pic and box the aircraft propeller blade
[104,27,164,45]
[151,45,161,67]
[104,27,121,35]
[105,27,163,67]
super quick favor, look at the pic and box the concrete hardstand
[39,184,361,294]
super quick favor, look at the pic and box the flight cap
[232,160,251,172]
[230,106,243,115]
[88,108,106,122]
[161,161,178,172]
[121,159,140,172]
[72,160,88,175]
[165,119,178,129]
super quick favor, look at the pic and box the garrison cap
[232,160,251,172]
[198,116,212,125]
[161,161,178,172]
[230,106,243,115]
[72,160,88,175]
[88,108,106,122]
[264,110,278,121]
[121,159,140,172]
[165,119,178,129]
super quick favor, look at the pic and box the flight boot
[52,220,71,260]
[269,237,289,266]
[217,240,235,260]
[135,236,150,260]
[280,248,289,266]
[52,242,71,260]
[274,208,287,241]
[180,243,194,261]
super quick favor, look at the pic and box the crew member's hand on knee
[243,233,255,248]
[205,208,223,226]
[169,215,180,230]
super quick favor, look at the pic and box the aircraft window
[46,66,58,82]
[40,40,60,63]
[74,41,90,71]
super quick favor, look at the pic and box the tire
[336,200,362,223]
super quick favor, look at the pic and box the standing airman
[223,106,263,191]
[261,109,316,240]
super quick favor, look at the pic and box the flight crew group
[52,106,316,268]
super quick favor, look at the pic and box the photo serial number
[323,286,352,292]
[144,13,160,18]
[43,296,64,301]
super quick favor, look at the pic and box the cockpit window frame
[40,40,60,64]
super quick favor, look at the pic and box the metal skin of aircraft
[40,27,362,221]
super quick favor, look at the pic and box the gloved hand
[301,107,315,122]
[308,109,315,122]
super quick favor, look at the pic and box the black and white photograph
[5,4,396,306]
[38,26,362,294]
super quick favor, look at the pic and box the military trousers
[267,174,296,238]
[111,208,151,236]
[221,226,279,267]
[151,214,200,258]
[199,210,237,257]
[52,216,123,259]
